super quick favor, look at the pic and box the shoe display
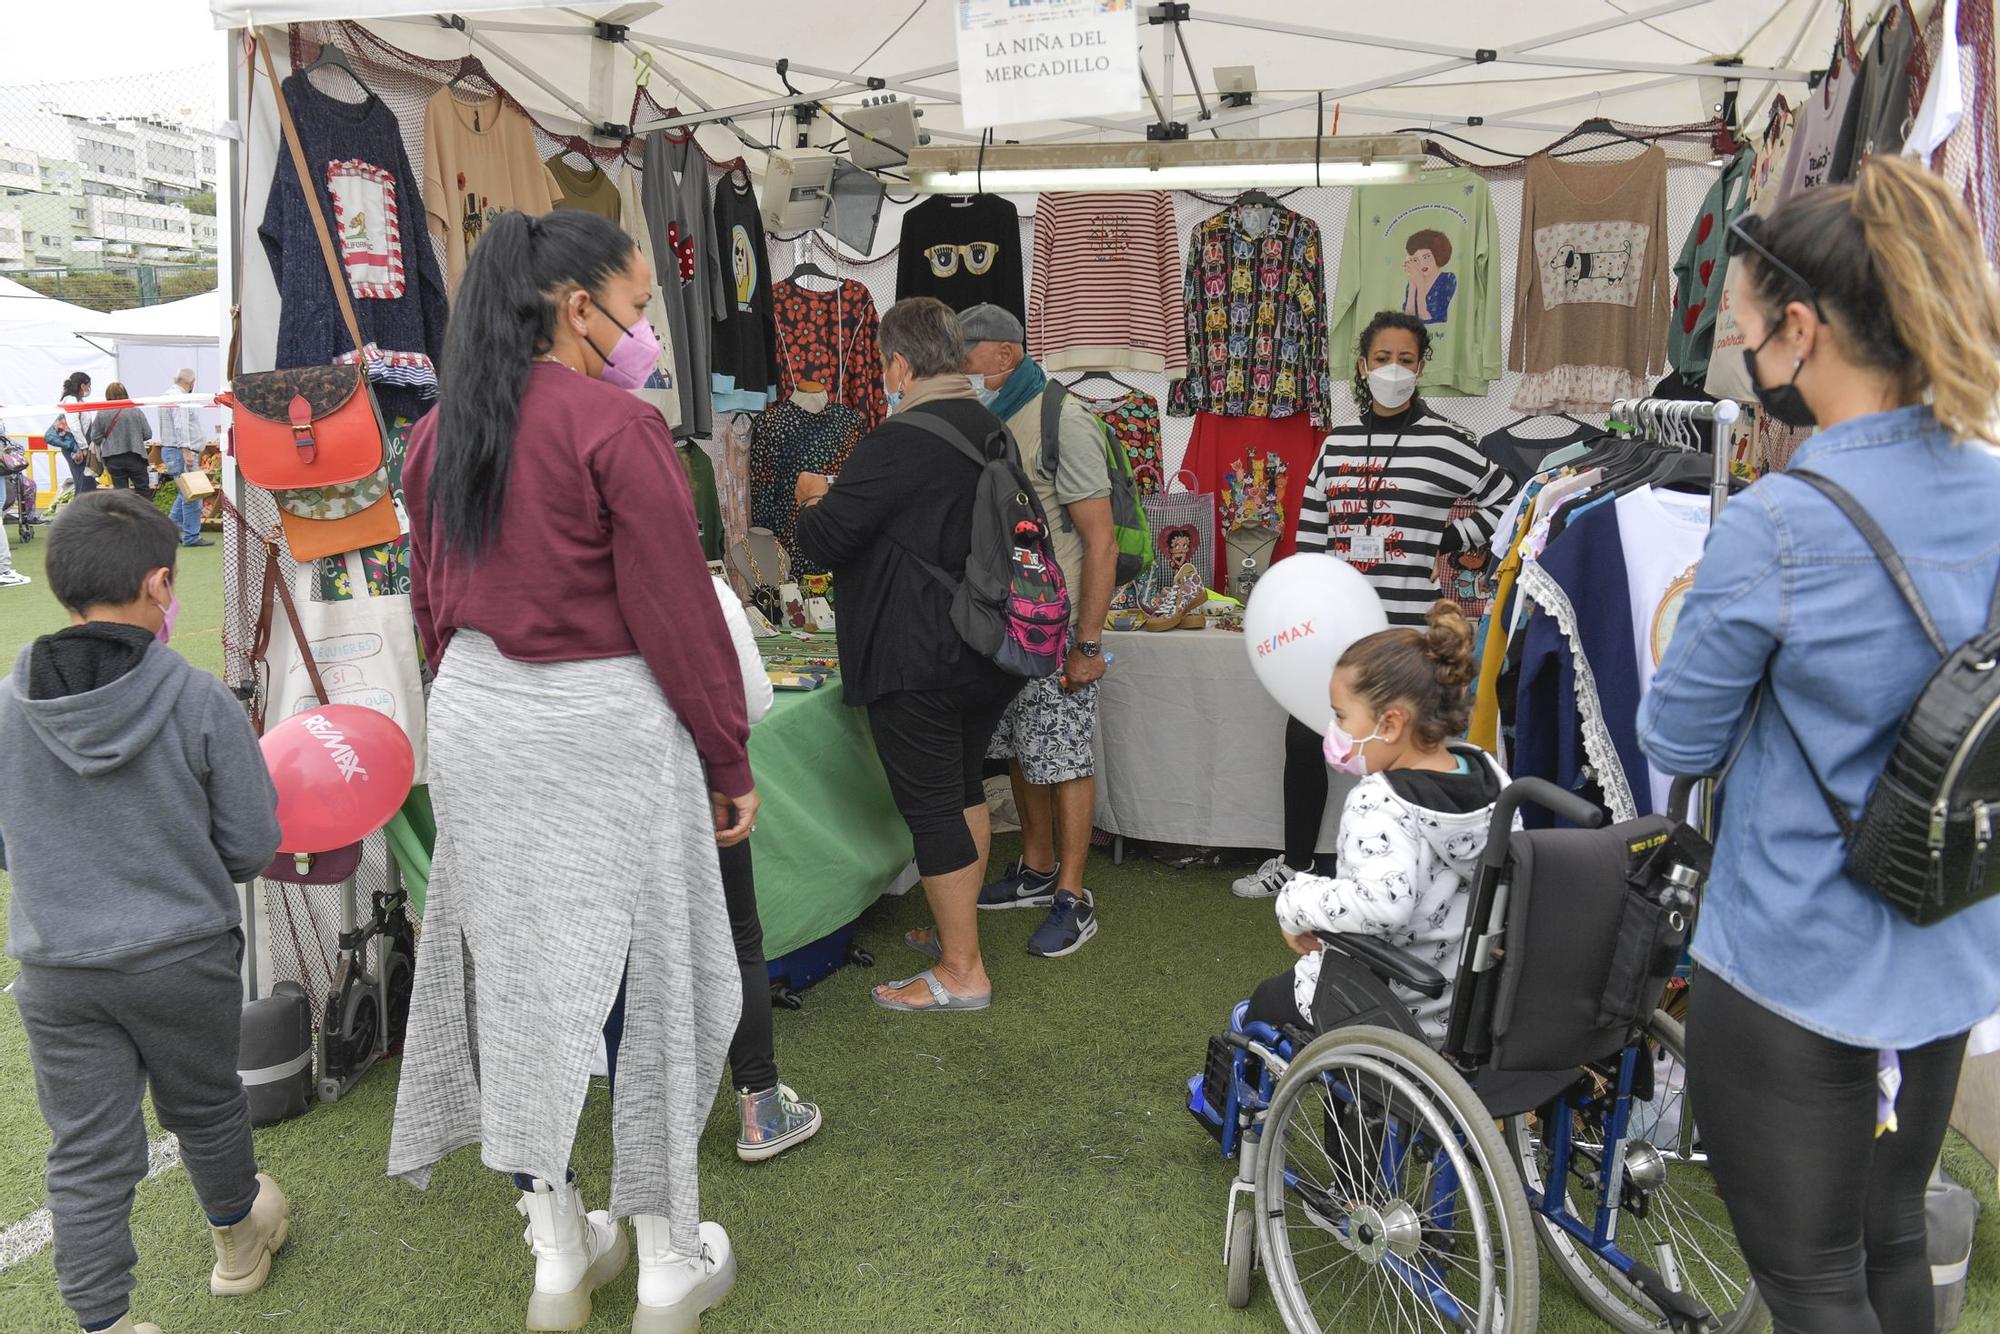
[1231,857,1303,900]
[978,857,1059,911]
[1027,890,1098,958]
[737,1084,823,1163]
[517,1178,629,1331]
[209,1173,290,1297]
[631,1217,736,1334]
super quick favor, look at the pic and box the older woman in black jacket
[795,297,1022,1013]
[85,383,154,493]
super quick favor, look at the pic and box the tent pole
[1498,0,1712,55]
[452,26,598,124]
[638,36,959,103]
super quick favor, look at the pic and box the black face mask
[1744,322,1817,428]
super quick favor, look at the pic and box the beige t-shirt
[1004,387,1113,626]
[422,88,563,295]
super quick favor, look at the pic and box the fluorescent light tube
[905,135,1426,194]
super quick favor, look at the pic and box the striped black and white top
[1295,403,1517,627]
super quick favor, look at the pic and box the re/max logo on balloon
[300,713,369,783]
[1255,621,1315,658]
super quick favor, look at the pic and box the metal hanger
[1061,370,1146,397]
[300,42,371,98]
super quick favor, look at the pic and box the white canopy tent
[0,276,116,418]
[74,291,227,445]
[206,1,1844,164]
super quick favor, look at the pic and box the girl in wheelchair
[1246,601,1508,1045]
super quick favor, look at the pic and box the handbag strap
[1788,469,1950,656]
[256,35,370,366]
[219,492,329,727]
[1764,676,1860,845]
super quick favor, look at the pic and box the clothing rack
[1611,396,1741,523]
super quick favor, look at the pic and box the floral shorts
[987,671,1100,786]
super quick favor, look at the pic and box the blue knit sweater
[259,75,449,422]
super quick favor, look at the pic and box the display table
[749,673,914,959]
[1092,628,1349,856]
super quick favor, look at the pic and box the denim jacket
[1638,406,2000,1049]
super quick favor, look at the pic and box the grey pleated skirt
[386,631,741,1254]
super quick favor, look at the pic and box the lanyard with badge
[1344,418,1402,563]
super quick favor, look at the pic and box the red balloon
[260,704,415,853]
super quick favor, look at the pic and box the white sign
[957,0,1141,131]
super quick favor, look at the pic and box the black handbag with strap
[1769,470,2000,926]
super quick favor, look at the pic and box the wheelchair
[1187,777,1765,1333]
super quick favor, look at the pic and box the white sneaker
[631,1217,736,1333]
[1232,856,1302,899]
[517,1179,629,1331]
[0,571,30,587]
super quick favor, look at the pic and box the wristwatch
[1075,640,1103,659]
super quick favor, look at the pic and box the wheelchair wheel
[1504,1010,1765,1334]
[1226,1207,1255,1309]
[1255,1025,1539,1334]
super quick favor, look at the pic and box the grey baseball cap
[958,302,1025,346]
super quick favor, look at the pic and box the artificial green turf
[1,531,1998,1332]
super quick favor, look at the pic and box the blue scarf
[988,356,1048,424]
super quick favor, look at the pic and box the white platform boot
[631,1216,736,1333]
[517,1178,630,1331]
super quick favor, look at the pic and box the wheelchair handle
[1666,772,1718,825]
[1480,777,1606,870]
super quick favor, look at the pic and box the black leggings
[1687,973,1968,1334]
[101,455,148,492]
[1283,717,1328,872]
[601,841,779,1096]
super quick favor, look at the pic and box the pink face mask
[155,593,180,645]
[593,313,662,391]
[1323,720,1384,777]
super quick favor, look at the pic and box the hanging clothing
[1509,148,1672,414]
[1707,101,1800,403]
[1169,204,1331,430]
[1081,390,1164,497]
[679,442,723,563]
[710,174,779,413]
[1838,4,1921,167]
[1668,148,1754,382]
[1182,411,1323,588]
[772,278,889,431]
[714,412,753,556]
[545,155,620,221]
[1478,419,1599,485]
[894,194,1025,323]
[420,88,563,297]
[750,397,866,576]
[1028,192,1184,376]
[1295,403,1517,627]
[1776,53,1862,200]
[641,132,724,438]
[1910,0,1998,262]
[613,161,682,432]
[1330,169,1503,397]
[262,74,450,421]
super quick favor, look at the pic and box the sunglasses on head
[1725,214,1821,310]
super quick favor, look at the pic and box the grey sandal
[871,968,991,1012]
[904,928,942,961]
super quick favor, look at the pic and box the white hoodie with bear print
[1276,748,1512,1041]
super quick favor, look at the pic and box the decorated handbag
[219,37,400,563]
[1140,468,1219,589]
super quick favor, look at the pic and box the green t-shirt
[1330,169,1503,398]
[678,442,723,562]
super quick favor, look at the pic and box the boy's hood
[6,639,195,776]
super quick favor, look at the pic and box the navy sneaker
[979,858,1059,911]
[1026,890,1097,958]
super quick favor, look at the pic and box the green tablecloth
[393,669,908,960]
[748,678,912,958]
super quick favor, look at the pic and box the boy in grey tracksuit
[0,492,291,1334]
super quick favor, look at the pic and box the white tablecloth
[1093,628,1352,854]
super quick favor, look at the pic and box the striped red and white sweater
[1029,192,1185,377]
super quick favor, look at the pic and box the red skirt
[1182,411,1325,588]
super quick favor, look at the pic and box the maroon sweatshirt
[404,362,751,795]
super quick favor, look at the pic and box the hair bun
[1421,601,1477,692]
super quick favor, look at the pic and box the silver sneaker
[1232,856,1302,899]
[736,1084,822,1162]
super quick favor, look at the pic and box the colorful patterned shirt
[1168,204,1330,429]
[751,399,866,576]
[1082,389,1165,496]
[772,279,890,431]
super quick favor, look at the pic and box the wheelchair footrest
[1626,1258,1715,1332]
[1202,1034,1235,1122]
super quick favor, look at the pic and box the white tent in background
[75,290,228,445]
[0,276,115,418]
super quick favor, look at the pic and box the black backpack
[1772,471,2000,925]
[1037,382,1151,586]
[896,409,1070,680]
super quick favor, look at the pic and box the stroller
[0,433,38,542]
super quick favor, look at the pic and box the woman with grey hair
[795,297,1023,1012]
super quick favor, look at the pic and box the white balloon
[1243,554,1391,731]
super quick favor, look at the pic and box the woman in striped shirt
[1234,310,1516,901]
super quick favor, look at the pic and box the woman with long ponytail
[1640,156,2000,1334]
[390,208,747,1331]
